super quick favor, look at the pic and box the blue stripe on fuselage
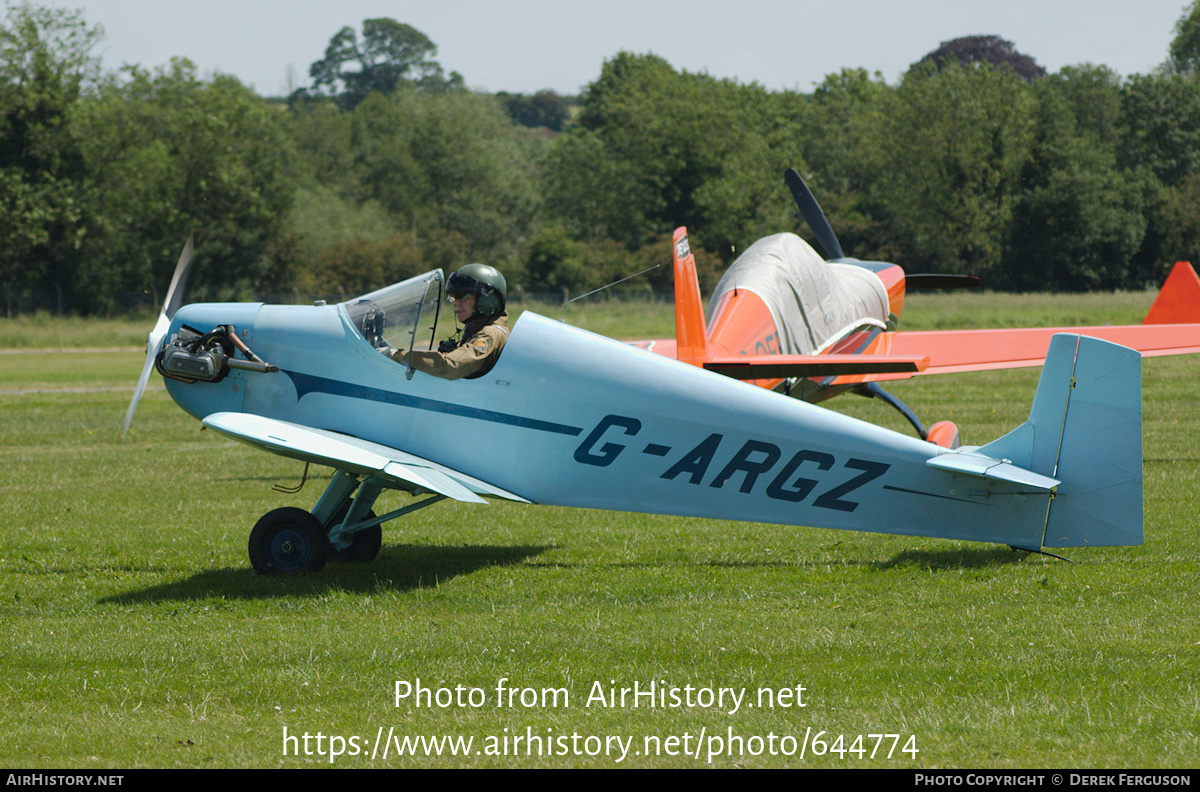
[284,370,583,436]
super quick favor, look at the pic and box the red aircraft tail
[1144,261,1200,325]
[673,228,709,367]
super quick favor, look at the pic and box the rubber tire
[248,507,329,574]
[327,508,382,562]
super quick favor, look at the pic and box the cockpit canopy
[708,233,889,355]
[341,270,445,355]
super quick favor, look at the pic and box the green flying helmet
[447,264,506,320]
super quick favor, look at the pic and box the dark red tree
[916,35,1046,81]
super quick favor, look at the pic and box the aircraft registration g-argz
[123,169,1200,574]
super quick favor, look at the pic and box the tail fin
[673,227,709,366]
[1144,261,1200,324]
[980,334,1142,547]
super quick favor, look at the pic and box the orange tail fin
[673,227,709,366]
[1144,262,1200,324]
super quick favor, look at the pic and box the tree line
[5,2,1200,315]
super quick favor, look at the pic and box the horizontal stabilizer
[704,353,929,379]
[202,412,530,504]
[925,451,1059,491]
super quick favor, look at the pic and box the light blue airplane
[121,226,1146,575]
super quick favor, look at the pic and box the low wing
[680,319,1200,386]
[880,323,1200,376]
[817,262,1200,381]
[870,262,1200,376]
[202,412,530,504]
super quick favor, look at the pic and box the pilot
[386,264,509,380]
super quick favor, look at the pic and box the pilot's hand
[379,345,399,360]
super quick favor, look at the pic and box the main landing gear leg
[247,470,449,575]
[852,382,961,449]
[855,381,928,440]
[323,475,384,562]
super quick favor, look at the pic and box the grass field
[0,293,1197,768]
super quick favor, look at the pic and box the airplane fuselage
[167,300,1058,549]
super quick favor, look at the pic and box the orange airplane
[645,169,1200,449]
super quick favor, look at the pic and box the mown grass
[0,287,1165,348]
[893,289,1159,330]
[0,294,1196,768]
[0,313,155,350]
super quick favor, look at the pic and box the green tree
[801,69,888,197]
[498,90,570,132]
[1168,1,1200,74]
[284,85,542,288]
[0,2,101,310]
[796,69,896,261]
[288,183,402,261]
[524,224,654,296]
[567,52,716,247]
[1113,73,1200,286]
[1118,73,1200,187]
[73,60,294,311]
[692,131,805,258]
[305,19,462,109]
[1154,171,1200,271]
[299,234,424,298]
[546,52,806,258]
[1046,64,1123,144]
[525,224,589,293]
[1005,74,1150,291]
[542,127,663,249]
[875,62,1037,280]
[403,89,541,262]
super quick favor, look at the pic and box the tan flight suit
[402,313,509,380]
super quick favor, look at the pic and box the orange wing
[881,323,1200,375]
[879,262,1200,375]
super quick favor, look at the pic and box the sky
[36,0,1196,96]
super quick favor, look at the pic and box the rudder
[673,227,709,367]
[981,334,1143,547]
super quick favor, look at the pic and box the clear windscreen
[341,270,444,355]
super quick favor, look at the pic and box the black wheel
[327,508,382,562]
[248,507,329,574]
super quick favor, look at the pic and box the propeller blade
[121,315,168,438]
[784,168,845,261]
[121,235,195,438]
[162,234,194,320]
[905,274,981,290]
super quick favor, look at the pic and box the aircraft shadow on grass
[97,542,1020,606]
[98,544,551,603]
[873,546,1047,571]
